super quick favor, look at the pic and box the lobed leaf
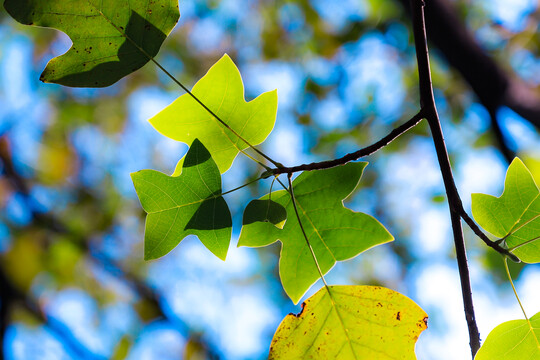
[270,285,428,359]
[238,163,393,304]
[131,139,231,261]
[475,312,540,360]
[4,0,179,87]
[149,54,278,174]
[472,158,540,263]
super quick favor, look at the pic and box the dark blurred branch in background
[398,0,540,159]
[0,137,219,359]
[0,262,104,359]
[0,267,12,360]
[488,109,515,164]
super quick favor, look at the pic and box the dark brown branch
[487,109,515,164]
[268,110,424,175]
[504,81,540,126]
[397,0,540,128]
[410,0,481,356]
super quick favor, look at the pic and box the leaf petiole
[221,175,265,197]
[503,257,540,351]
[503,258,523,321]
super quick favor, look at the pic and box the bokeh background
[1,0,540,359]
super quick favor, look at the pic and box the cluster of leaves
[4,0,540,358]
[131,52,411,354]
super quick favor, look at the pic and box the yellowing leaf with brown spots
[270,285,428,359]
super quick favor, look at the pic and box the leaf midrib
[289,197,357,359]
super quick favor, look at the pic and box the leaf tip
[130,170,148,187]
[283,281,304,305]
[268,88,278,99]
[39,69,54,84]
[205,241,229,261]
[214,53,236,72]
[510,156,524,166]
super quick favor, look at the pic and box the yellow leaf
[270,285,427,359]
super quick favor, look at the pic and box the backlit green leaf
[131,139,231,261]
[243,199,287,229]
[472,158,540,263]
[149,54,278,174]
[4,0,179,87]
[270,285,428,359]
[475,312,540,360]
[238,163,393,303]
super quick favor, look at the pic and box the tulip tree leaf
[4,0,179,87]
[472,158,540,263]
[149,54,278,174]
[131,139,231,261]
[243,199,287,229]
[475,312,540,360]
[270,285,428,359]
[238,163,393,304]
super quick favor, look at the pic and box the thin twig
[460,212,520,262]
[409,0,480,356]
[268,111,424,176]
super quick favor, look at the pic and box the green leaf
[149,54,278,174]
[243,199,287,229]
[472,158,540,263]
[475,312,540,360]
[270,285,428,359]
[131,139,231,261]
[238,163,393,303]
[4,0,179,87]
